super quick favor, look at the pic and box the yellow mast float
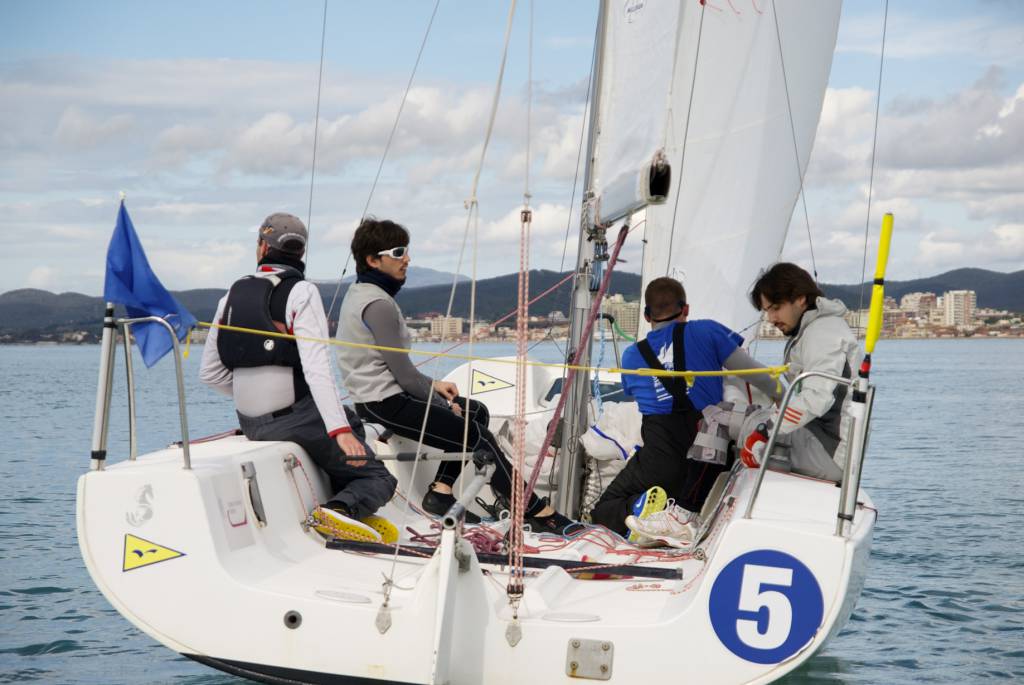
[837,212,893,535]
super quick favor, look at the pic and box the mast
[556,1,608,517]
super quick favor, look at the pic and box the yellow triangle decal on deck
[122,534,185,572]
[471,369,514,394]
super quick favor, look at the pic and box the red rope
[508,208,532,596]
[523,224,631,503]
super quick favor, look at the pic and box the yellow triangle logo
[122,534,185,572]
[471,369,514,394]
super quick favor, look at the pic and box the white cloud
[151,123,218,168]
[45,224,98,240]
[914,224,1024,272]
[27,265,56,289]
[5,8,1024,296]
[53,106,135,148]
[986,223,1024,259]
[148,241,250,290]
[837,12,1024,66]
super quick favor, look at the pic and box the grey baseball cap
[258,213,307,255]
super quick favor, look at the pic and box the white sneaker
[625,504,698,549]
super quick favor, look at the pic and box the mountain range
[820,268,1024,313]
[2,267,1021,340]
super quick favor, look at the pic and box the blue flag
[103,201,197,368]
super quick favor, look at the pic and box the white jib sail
[637,0,842,335]
[589,0,683,222]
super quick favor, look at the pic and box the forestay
[634,0,842,335]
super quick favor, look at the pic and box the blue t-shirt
[620,319,743,415]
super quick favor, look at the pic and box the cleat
[627,486,668,543]
[625,503,698,549]
[312,506,382,543]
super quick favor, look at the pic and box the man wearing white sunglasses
[337,217,575,532]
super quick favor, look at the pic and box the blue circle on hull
[709,550,824,664]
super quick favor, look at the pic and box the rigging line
[771,0,817,281]
[426,272,574,367]
[458,203,482,500]
[664,1,708,275]
[325,0,441,321]
[511,0,534,582]
[383,0,519,595]
[560,23,597,275]
[857,0,890,330]
[361,0,441,223]
[380,195,474,600]
[469,0,518,202]
[456,0,518,493]
[523,0,533,205]
[304,0,328,264]
[530,20,598,358]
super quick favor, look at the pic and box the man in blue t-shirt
[591,277,775,546]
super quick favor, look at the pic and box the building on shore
[900,291,938,317]
[602,293,640,339]
[429,316,464,338]
[942,290,976,329]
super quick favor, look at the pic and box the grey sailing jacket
[775,297,861,464]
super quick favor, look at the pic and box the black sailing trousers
[355,392,546,516]
[590,410,724,535]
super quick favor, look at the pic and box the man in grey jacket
[742,263,861,481]
[336,217,575,532]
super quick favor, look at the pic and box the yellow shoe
[360,515,399,544]
[312,507,382,543]
[627,486,668,544]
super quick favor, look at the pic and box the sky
[2,0,1022,296]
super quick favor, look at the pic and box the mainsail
[588,0,841,334]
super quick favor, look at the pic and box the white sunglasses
[377,246,409,259]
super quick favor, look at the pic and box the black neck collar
[258,253,306,275]
[357,268,404,297]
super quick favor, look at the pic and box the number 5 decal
[709,550,824,664]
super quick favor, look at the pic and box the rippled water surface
[2,340,1022,683]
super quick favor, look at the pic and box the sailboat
[77,1,887,683]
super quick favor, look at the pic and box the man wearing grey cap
[200,213,397,542]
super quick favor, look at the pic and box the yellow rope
[197,321,788,387]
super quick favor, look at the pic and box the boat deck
[98,434,871,628]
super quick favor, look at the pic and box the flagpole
[90,304,117,471]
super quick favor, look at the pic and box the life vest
[216,265,310,400]
[635,321,696,415]
[687,401,757,465]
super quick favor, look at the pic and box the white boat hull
[78,418,875,684]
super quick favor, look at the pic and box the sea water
[1,339,1022,683]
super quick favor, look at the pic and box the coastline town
[11,287,1024,346]
[402,288,1022,343]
